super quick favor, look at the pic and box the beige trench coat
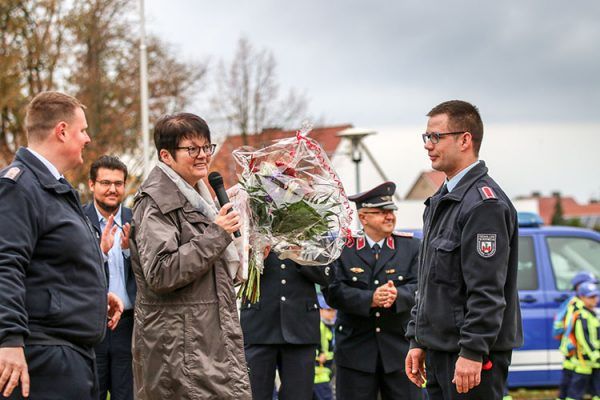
[129,166,251,400]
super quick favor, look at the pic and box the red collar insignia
[386,236,395,250]
[356,237,366,250]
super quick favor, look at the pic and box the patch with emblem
[350,267,364,274]
[477,233,497,258]
[2,167,22,181]
[385,269,396,274]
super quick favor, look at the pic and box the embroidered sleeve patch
[2,167,22,181]
[477,234,497,257]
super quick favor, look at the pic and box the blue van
[508,214,600,387]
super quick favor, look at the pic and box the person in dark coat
[323,182,423,400]
[240,251,331,400]
[84,155,136,400]
[0,91,123,399]
[405,100,523,400]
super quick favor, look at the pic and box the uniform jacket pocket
[431,237,461,284]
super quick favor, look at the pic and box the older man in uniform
[0,91,122,399]
[405,100,523,399]
[324,182,423,400]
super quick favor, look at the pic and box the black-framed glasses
[96,180,125,189]
[421,131,465,144]
[176,144,217,157]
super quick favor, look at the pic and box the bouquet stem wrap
[232,125,352,302]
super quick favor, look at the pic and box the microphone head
[208,171,224,189]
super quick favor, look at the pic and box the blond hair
[25,91,86,142]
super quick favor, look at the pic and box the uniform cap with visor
[349,182,397,210]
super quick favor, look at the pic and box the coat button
[352,276,358,282]
[281,279,287,285]
[281,296,286,302]
[281,264,286,269]
[376,327,381,333]
[247,304,251,309]
[398,275,404,281]
[339,325,343,332]
[375,312,381,317]
[314,304,318,309]
[374,280,379,285]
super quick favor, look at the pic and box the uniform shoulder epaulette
[478,186,497,201]
[0,167,24,183]
[393,231,414,238]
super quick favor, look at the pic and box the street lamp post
[139,0,150,178]
[337,128,376,194]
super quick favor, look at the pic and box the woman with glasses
[129,113,251,399]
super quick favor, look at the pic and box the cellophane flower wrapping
[232,126,352,302]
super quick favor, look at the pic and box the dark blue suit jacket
[240,252,331,345]
[83,203,136,306]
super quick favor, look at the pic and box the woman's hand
[215,203,241,234]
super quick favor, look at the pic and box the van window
[518,236,538,290]
[547,237,600,291]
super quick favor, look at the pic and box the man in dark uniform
[0,92,123,399]
[84,155,135,400]
[405,100,523,399]
[323,182,423,400]
[240,252,330,400]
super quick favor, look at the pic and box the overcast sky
[145,1,600,202]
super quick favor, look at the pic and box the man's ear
[54,121,68,142]
[88,179,95,192]
[461,132,472,150]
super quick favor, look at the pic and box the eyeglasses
[360,210,395,216]
[421,131,465,144]
[96,180,125,189]
[176,144,217,158]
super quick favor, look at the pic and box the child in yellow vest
[564,282,600,400]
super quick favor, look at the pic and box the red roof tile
[537,196,600,224]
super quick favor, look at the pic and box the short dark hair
[153,113,211,160]
[89,155,128,182]
[427,100,484,155]
[25,91,86,142]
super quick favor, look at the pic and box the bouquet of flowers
[232,125,352,302]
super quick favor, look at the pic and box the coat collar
[425,160,488,206]
[136,166,188,214]
[136,166,211,225]
[14,147,71,194]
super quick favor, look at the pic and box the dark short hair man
[84,155,135,400]
[324,182,423,400]
[0,92,123,399]
[405,100,523,399]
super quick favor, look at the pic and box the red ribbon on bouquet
[293,129,354,247]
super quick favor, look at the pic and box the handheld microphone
[208,171,241,238]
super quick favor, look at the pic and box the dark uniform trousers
[425,350,511,400]
[241,253,330,400]
[2,345,98,400]
[245,343,316,400]
[336,359,423,400]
